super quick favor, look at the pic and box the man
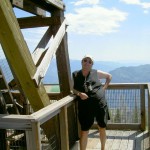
[72,55,112,150]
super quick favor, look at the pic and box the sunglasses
[83,59,92,64]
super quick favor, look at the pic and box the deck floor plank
[71,130,150,150]
[111,130,124,149]
[119,130,131,150]
[105,130,117,150]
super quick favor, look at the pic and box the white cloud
[120,0,140,5]
[73,0,100,6]
[66,6,128,35]
[141,2,150,9]
[143,10,149,14]
[120,0,150,10]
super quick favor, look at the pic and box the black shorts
[78,98,110,131]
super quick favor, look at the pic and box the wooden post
[51,10,72,97]
[59,106,69,150]
[26,121,41,150]
[147,84,150,131]
[140,85,145,131]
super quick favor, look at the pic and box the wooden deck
[71,129,150,150]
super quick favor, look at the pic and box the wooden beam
[32,48,46,66]
[30,0,64,10]
[18,16,61,29]
[12,0,46,16]
[59,106,69,150]
[44,0,64,10]
[140,85,146,131]
[33,19,67,86]
[0,0,50,111]
[34,27,53,50]
[51,10,72,97]
[147,84,150,131]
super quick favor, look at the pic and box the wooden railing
[106,83,149,131]
[0,94,77,150]
[0,83,150,150]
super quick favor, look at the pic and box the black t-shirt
[72,69,105,100]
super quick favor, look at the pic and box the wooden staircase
[0,67,19,114]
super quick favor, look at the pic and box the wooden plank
[87,130,99,149]
[51,10,72,97]
[33,19,67,86]
[105,130,117,150]
[111,130,124,149]
[0,114,33,129]
[34,27,52,51]
[108,83,147,90]
[135,131,144,150]
[140,85,146,131]
[59,106,69,150]
[29,0,64,11]
[147,84,150,131]
[31,0,64,10]
[26,121,41,150]
[127,130,137,150]
[40,0,64,10]
[12,0,46,16]
[119,130,131,150]
[0,0,50,111]
[107,123,141,130]
[31,94,76,124]
[18,16,60,29]
[32,48,46,66]
[0,68,8,89]
[143,131,150,150]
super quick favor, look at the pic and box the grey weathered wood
[31,94,76,124]
[147,84,150,131]
[42,0,64,10]
[18,16,60,29]
[59,106,69,150]
[33,19,67,86]
[51,10,72,97]
[26,122,41,150]
[0,0,50,112]
[12,0,46,16]
[32,48,46,65]
[29,0,64,11]
[140,85,146,131]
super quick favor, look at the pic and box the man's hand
[79,92,89,100]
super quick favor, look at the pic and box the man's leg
[98,127,106,150]
[80,130,89,150]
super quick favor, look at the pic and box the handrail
[1,83,150,149]
[0,94,76,129]
[31,94,76,124]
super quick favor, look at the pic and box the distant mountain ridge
[110,64,150,83]
[44,59,150,84]
[1,58,150,84]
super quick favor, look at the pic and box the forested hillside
[110,64,150,83]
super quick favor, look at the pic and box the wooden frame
[0,94,76,150]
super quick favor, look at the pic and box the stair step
[0,78,7,89]
[2,92,14,104]
[6,104,14,108]
[1,89,9,93]
[0,68,19,114]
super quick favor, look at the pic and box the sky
[1,0,150,64]
[63,0,150,63]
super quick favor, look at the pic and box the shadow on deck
[71,129,150,150]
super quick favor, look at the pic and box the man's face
[82,57,93,70]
